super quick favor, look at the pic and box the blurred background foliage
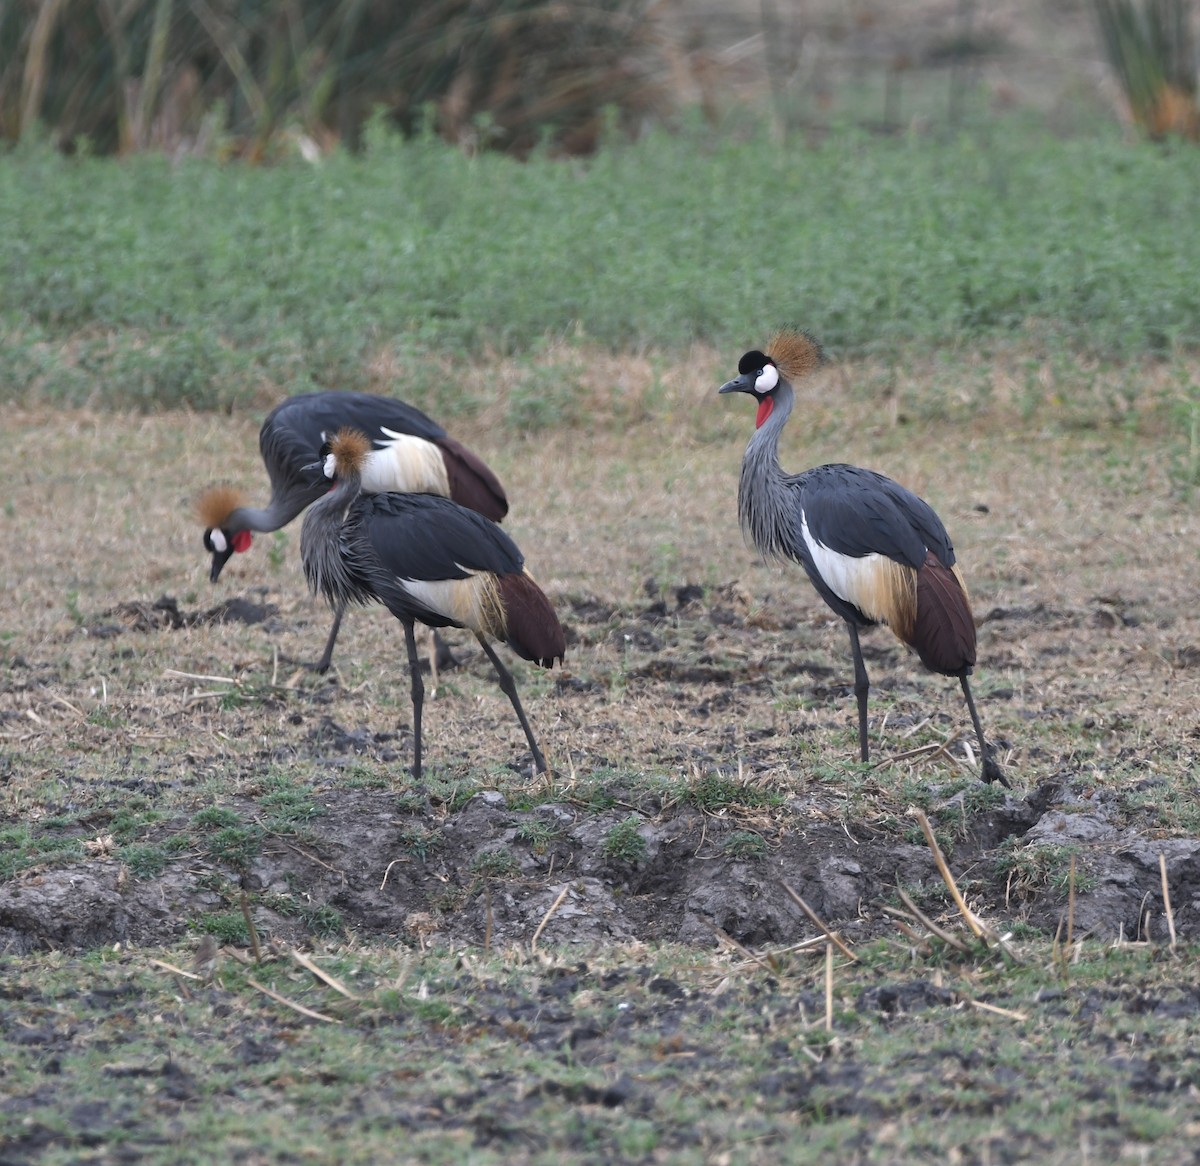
[2,0,1197,160]
[0,0,674,158]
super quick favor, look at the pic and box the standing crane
[719,330,1007,785]
[197,391,507,673]
[300,427,565,779]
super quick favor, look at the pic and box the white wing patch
[362,430,450,496]
[395,573,504,637]
[800,513,876,603]
[800,511,907,625]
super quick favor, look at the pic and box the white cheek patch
[754,364,779,394]
[323,453,337,479]
[209,530,228,554]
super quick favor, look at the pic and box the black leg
[402,620,425,781]
[476,635,549,774]
[960,675,1009,787]
[311,603,345,674]
[846,622,871,763]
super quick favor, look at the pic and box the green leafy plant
[722,831,768,860]
[602,815,647,865]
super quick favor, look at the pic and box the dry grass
[3,345,1199,807]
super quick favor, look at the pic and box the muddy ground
[4,536,1200,959]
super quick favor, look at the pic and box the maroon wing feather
[435,436,509,522]
[911,552,976,676]
[497,573,565,668]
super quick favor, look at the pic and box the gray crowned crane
[719,330,1007,785]
[300,427,565,779]
[197,390,507,673]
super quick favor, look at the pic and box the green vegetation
[723,830,769,859]
[4,120,1200,413]
[469,848,520,879]
[1,940,1197,1165]
[602,814,648,864]
[0,0,666,157]
[1092,0,1198,139]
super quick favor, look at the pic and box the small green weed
[515,819,562,854]
[191,911,250,946]
[602,815,647,865]
[470,849,519,879]
[722,831,768,860]
[120,844,171,878]
[686,772,782,812]
[268,531,288,571]
[994,838,1094,899]
[203,824,264,869]
[399,825,443,861]
[191,806,241,831]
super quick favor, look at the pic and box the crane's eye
[754,364,779,393]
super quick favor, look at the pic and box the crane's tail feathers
[435,436,510,522]
[912,553,977,676]
[497,571,565,668]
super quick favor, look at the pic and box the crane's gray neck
[227,500,293,534]
[299,470,370,609]
[737,380,801,562]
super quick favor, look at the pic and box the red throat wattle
[232,531,253,553]
[755,397,774,428]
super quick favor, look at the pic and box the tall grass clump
[1093,0,1198,139]
[0,0,670,157]
[4,118,1200,411]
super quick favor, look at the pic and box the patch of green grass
[267,530,289,571]
[343,762,391,790]
[119,843,171,878]
[190,911,250,945]
[190,806,242,831]
[515,819,562,854]
[3,940,1199,1165]
[685,771,783,812]
[994,838,1095,900]
[602,815,647,865]
[0,825,85,880]
[262,895,344,938]
[722,830,769,860]
[470,849,520,879]
[258,781,321,833]
[398,825,443,861]
[202,824,264,869]
[5,121,1200,414]
[86,707,123,729]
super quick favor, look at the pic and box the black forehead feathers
[737,350,773,375]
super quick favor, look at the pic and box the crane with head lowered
[197,390,507,673]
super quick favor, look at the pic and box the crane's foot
[980,750,1010,788]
